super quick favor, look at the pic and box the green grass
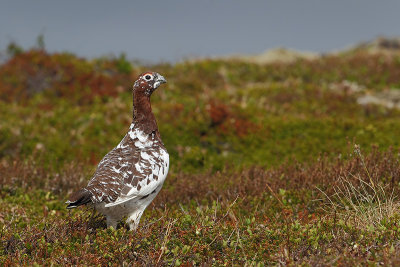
[1,47,400,265]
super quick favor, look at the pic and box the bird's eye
[144,74,153,81]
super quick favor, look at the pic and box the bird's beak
[153,74,167,89]
[157,74,167,84]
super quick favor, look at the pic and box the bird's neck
[132,91,158,134]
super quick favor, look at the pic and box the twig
[157,219,176,264]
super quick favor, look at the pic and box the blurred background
[1,0,400,62]
[1,0,400,172]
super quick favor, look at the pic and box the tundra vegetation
[1,42,400,265]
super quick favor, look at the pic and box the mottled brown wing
[86,134,140,203]
[105,141,169,207]
[85,130,168,206]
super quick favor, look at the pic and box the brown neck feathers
[132,90,158,134]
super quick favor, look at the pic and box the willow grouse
[66,72,169,230]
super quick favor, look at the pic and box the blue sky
[1,1,400,62]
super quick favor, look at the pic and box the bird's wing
[85,132,169,206]
[104,144,169,207]
[85,145,131,204]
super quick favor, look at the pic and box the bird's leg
[126,210,144,231]
[106,216,118,229]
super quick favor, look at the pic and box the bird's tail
[66,188,93,209]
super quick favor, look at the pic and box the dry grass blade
[157,219,177,264]
[319,145,400,230]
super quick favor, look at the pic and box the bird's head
[133,72,167,96]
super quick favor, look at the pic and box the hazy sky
[1,1,400,62]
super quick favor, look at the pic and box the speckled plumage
[66,72,169,230]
